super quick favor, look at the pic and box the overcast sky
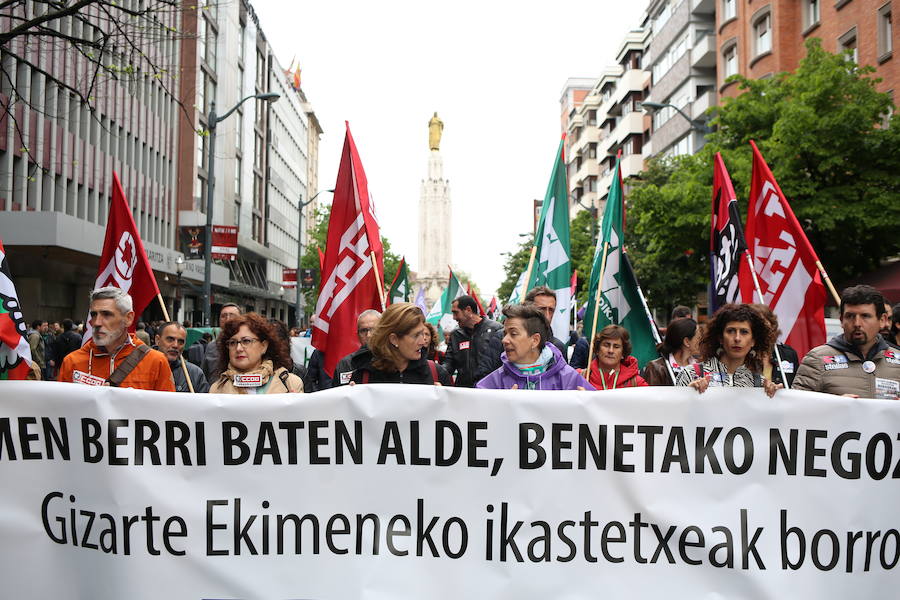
[253,0,650,297]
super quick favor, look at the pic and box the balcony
[691,89,717,120]
[691,31,716,69]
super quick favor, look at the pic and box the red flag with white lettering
[311,123,384,376]
[739,141,826,358]
[84,173,159,343]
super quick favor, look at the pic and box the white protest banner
[1,381,898,598]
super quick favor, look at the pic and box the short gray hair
[357,309,381,323]
[90,287,133,314]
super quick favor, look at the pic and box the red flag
[86,173,159,342]
[0,239,33,380]
[739,141,826,358]
[570,270,578,296]
[487,296,498,318]
[466,283,486,316]
[317,246,325,272]
[311,123,384,376]
[709,153,748,313]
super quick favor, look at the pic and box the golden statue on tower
[428,112,443,151]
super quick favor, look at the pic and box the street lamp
[642,101,712,133]
[295,188,334,329]
[174,254,185,324]
[203,92,280,326]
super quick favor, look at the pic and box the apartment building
[643,0,718,158]
[719,0,895,101]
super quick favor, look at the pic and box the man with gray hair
[154,321,209,393]
[58,287,175,391]
[331,309,381,387]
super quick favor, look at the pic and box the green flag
[527,138,572,341]
[425,269,465,335]
[387,257,410,304]
[583,158,657,367]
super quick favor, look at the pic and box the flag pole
[370,254,387,311]
[742,251,789,389]
[520,246,537,300]
[584,242,609,376]
[815,260,841,306]
[626,253,676,385]
[155,293,195,394]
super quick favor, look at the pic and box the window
[878,3,893,58]
[651,32,689,83]
[754,12,772,56]
[205,23,217,70]
[723,43,738,78]
[839,27,858,63]
[804,0,820,29]
[722,0,736,21]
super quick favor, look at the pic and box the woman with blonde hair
[210,313,303,394]
[349,303,453,385]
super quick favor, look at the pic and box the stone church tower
[417,113,452,303]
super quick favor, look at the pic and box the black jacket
[332,347,364,387]
[770,342,799,387]
[305,349,332,392]
[441,317,504,387]
[55,330,83,363]
[349,347,453,386]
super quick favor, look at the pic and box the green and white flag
[583,157,657,367]
[527,138,572,341]
[387,257,410,305]
[425,269,465,335]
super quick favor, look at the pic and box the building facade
[0,0,321,326]
[718,0,896,103]
[564,29,651,218]
[0,2,199,323]
[643,0,717,158]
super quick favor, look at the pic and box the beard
[93,326,125,349]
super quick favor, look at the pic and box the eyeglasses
[226,337,259,349]
[358,328,374,335]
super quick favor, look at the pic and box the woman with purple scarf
[476,303,594,391]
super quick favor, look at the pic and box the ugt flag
[0,239,32,380]
[387,257,410,305]
[312,123,384,376]
[426,269,465,335]
[583,157,657,367]
[710,153,748,313]
[739,141,826,358]
[85,172,160,343]
[526,138,572,341]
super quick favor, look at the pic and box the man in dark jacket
[55,319,83,363]
[155,322,209,393]
[331,309,381,387]
[442,295,503,387]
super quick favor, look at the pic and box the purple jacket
[476,343,595,390]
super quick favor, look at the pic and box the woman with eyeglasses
[348,303,453,385]
[209,313,304,394]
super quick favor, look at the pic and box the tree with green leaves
[497,234,533,303]
[628,38,900,315]
[299,205,403,317]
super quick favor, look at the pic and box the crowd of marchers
[31,283,900,401]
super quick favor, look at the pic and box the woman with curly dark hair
[209,313,303,394]
[675,303,780,397]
